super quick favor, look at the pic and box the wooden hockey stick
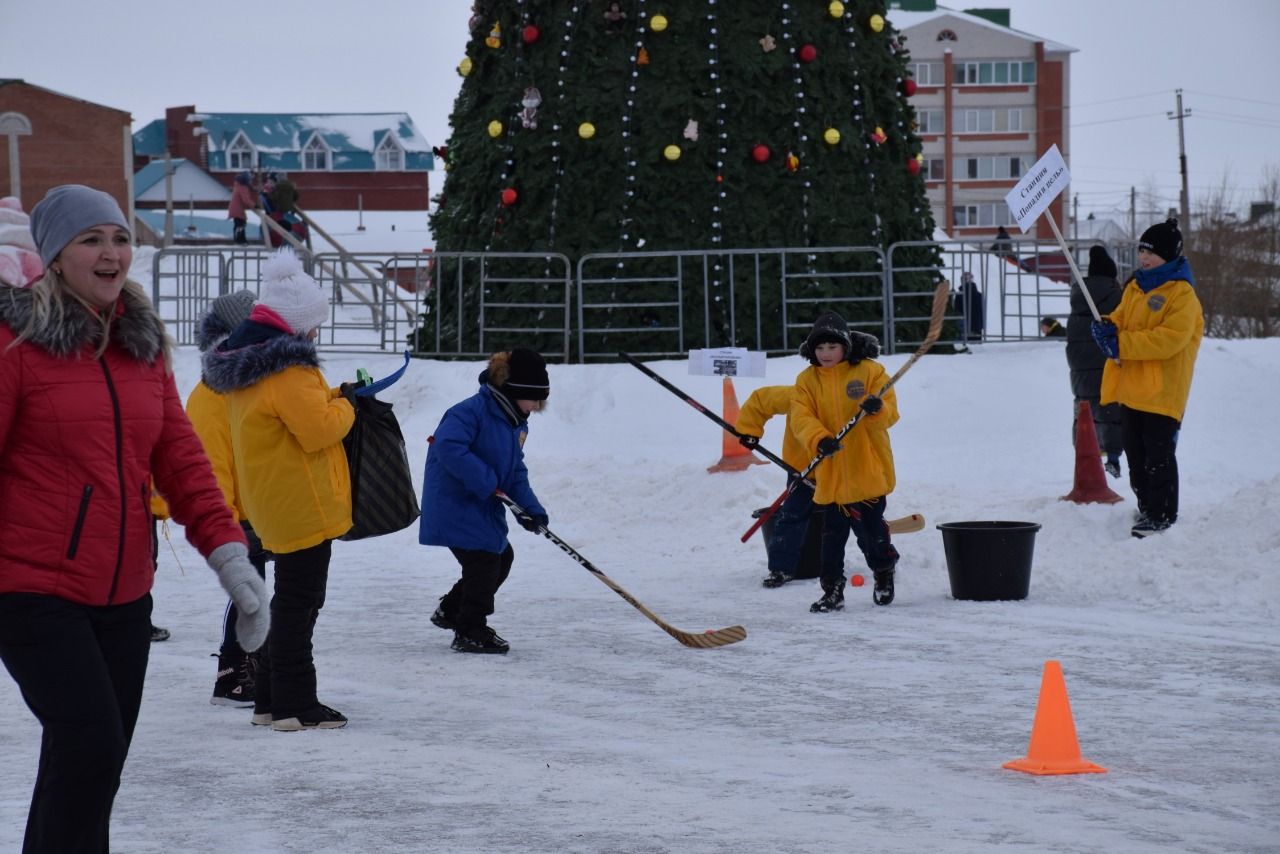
[887,513,925,535]
[497,493,746,649]
[742,281,951,542]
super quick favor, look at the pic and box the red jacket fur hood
[0,285,244,606]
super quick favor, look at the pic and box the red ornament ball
[850,574,865,587]
[905,158,921,175]
[798,44,817,63]
[902,78,918,96]
[750,144,771,163]
[522,24,540,44]
[501,188,518,206]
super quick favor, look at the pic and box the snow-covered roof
[133,158,230,200]
[887,4,1075,54]
[197,113,431,155]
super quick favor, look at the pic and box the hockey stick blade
[497,493,747,649]
[742,281,951,542]
[887,513,925,535]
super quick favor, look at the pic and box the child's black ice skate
[810,579,845,613]
[430,598,457,631]
[761,571,791,589]
[872,569,895,606]
[452,625,509,654]
[210,651,256,707]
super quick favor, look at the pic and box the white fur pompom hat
[256,248,329,334]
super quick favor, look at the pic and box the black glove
[859,395,883,416]
[738,434,760,450]
[816,436,842,458]
[339,382,358,401]
[515,511,548,533]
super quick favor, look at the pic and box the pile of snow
[1,326,1276,851]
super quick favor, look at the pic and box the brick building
[889,3,1074,241]
[0,79,133,218]
[133,106,434,211]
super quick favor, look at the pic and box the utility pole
[1072,193,1079,244]
[1130,186,1136,238]
[163,149,174,248]
[1168,89,1192,238]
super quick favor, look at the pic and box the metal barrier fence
[152,238,1136,361]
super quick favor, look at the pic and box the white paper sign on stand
[687,348,767,378]
[1003,144,1070,234]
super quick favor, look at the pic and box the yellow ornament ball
[828,1,845,18]
[869,14,885,33]
[823,127,841,145]
[650,14,668,32]
[487,120,504,139]
[458,57,473,77]
[663,144,681,161]
[578,122,596,140]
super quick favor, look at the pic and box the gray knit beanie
[30,185,131,267]
[211,289,257,332]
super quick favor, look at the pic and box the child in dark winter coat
[1068,246,1124,477]
[422,349,551,654]
[790,312,901,612]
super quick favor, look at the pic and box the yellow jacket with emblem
[1100,260,1203,421]
[790,359,898,506]
[734,385,808,471]
[202,333,355,554]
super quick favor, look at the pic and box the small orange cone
[707,377,768,473]
[1003,660,1107,776]
[1061,399,1122,504]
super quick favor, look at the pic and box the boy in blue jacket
[421,349,551,654]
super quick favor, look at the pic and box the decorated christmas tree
[426,0,939,358]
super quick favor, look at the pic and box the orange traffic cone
[1003,660,1107,776]
[1061,399,1122,504]
[707,377,768,473]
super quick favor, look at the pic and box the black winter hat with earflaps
[799,311,881,366]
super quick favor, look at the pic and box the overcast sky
[3,0,1278,224]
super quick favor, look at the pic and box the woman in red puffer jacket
[0,184,269,854]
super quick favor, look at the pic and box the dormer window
[375,134,404,171]
[937,29,957,41]
[302,134,330,170]
[227,133,255,170]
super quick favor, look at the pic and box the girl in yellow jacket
[790,312,901,611]
[1091,217,1203,537]
[203,250,354,731]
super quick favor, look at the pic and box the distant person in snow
[1091,218,1203,538]
[421,348,551,655]
[991,225,1015,260]
[0,184,267,853]
[789,312,900,612]
[1067,246,1124,478]
[203,249,353,730]
[955,270,984,342]
[227,171,257,244]
[1039,316,1066,338]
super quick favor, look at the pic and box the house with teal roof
[133,106,434,211]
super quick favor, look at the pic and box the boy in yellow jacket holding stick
[790,312,901,611]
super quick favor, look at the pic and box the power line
[1184,89,1280,110]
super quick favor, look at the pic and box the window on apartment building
[227,137,255,171]
[302,135,330,170]
[908,62,943,86]
[953,156,1028,181]
[927,159,945,181]
[952,108,1024,134]
[955,61,1036,85]
[917,109,945,134]
[375,136,403,171]
[952,203,1014,228]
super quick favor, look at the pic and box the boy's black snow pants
[1121,406,1181,525]
[442,544,515,631]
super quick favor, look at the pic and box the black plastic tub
[937,521,1042,601]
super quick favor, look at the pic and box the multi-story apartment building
[889,2,1074,241]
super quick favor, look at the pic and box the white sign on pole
[1003,144,1071,233]
[687,348,767,378]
